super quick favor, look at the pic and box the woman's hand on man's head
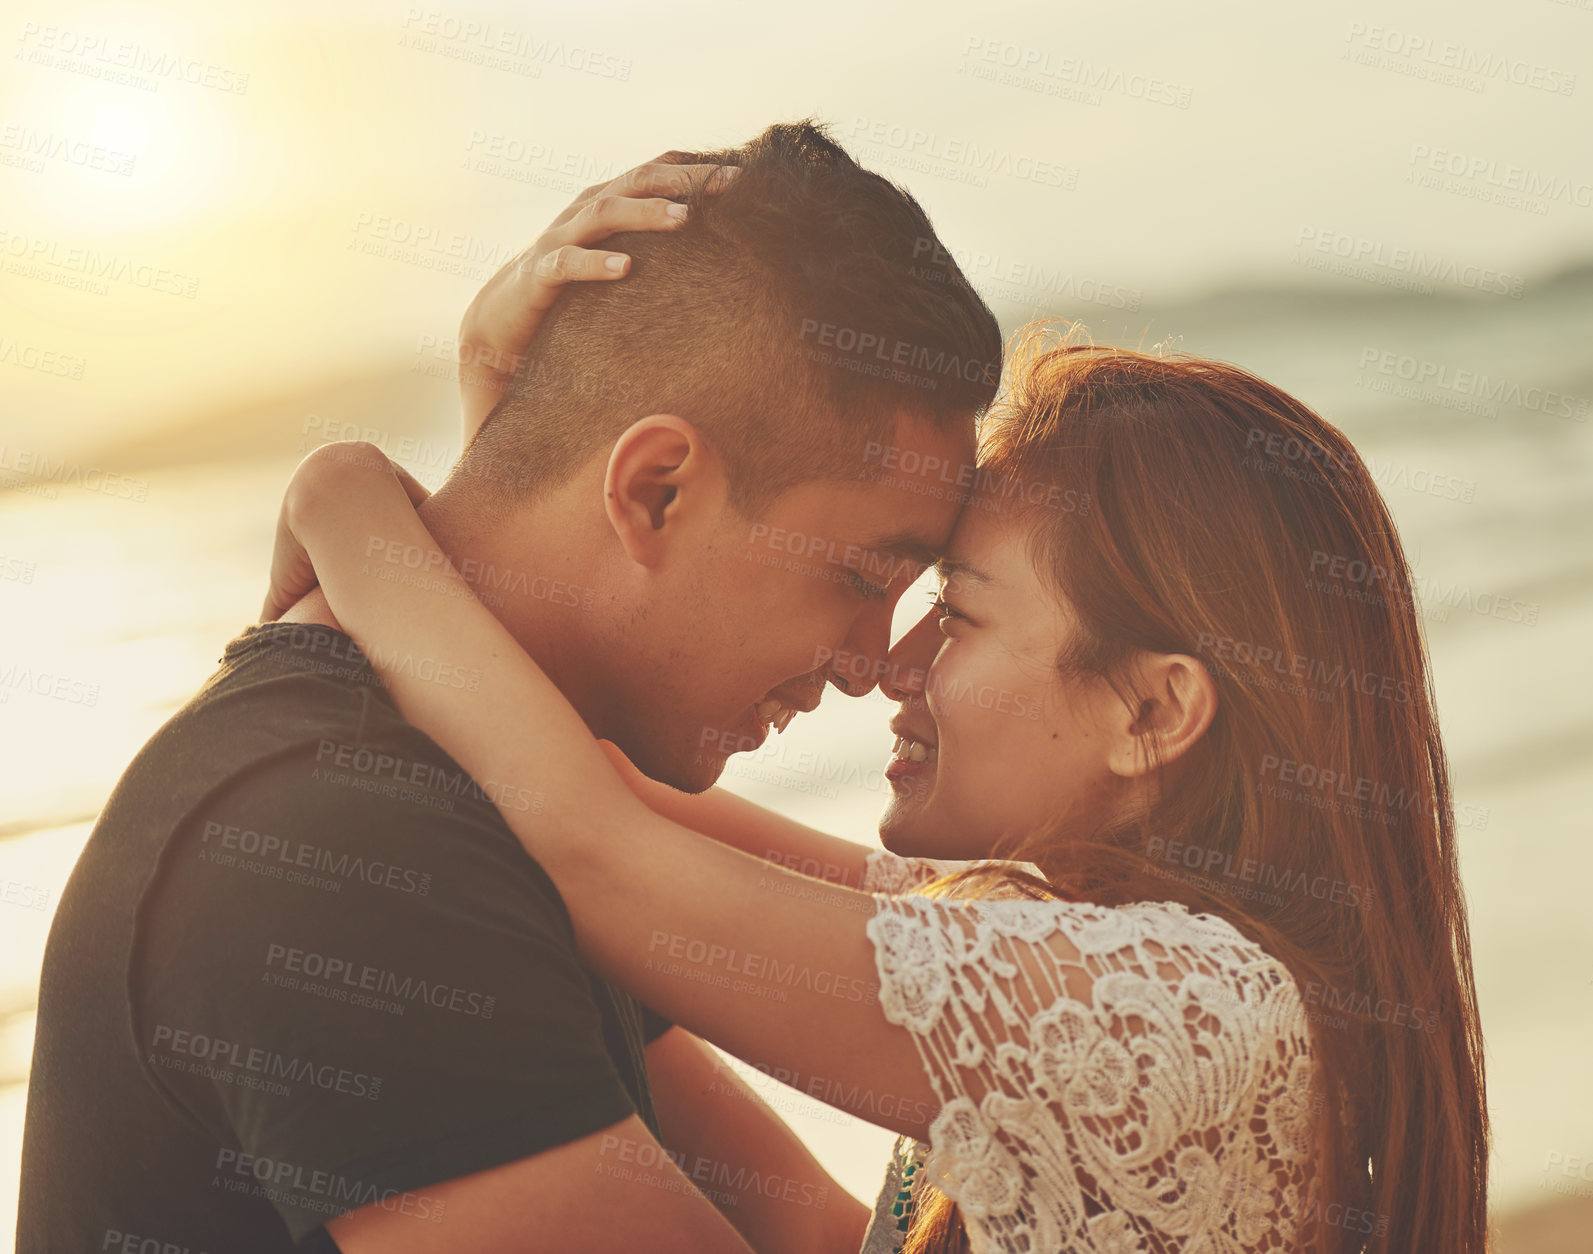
[457,152,738,446]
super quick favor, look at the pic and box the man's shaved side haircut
[460,120,1002,518]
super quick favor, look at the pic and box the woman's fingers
[550,160,735,227]
[516,195,691,293]
[530,244,631,285]
[563,193,690,246]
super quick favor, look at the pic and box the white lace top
[855,849,1321,1254]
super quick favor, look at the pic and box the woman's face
[877,492,1131,860]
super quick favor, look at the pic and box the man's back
[19,623,666,1251]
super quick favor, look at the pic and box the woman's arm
[598,742,873,890]
[281,443,937,1141]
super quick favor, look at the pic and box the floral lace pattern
[860,849,1320,1254]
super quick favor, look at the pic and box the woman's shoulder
[862,891,1322,1252]
[864,888,1314,1089]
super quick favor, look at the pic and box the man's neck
[274,490,603,733]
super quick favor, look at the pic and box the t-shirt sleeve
[132,740,645,1242]
[863,893,1321,1252]
[638,1003,674,1045]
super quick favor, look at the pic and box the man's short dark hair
[459,120,1002,517]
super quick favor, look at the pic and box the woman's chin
[878,800,967,861]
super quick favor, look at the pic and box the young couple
[20,123,1487,1254]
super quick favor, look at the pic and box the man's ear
[1105,653,1218,778]
[602,415,724,567]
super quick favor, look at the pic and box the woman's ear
[602,415,724,567]
[1105,652,1219,778]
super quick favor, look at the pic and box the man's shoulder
[166,621,531,845]
[150,733,562,925]
[129,624,575,984]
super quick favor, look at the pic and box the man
[18,122,998,1253]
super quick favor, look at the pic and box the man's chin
[652,745,725,795]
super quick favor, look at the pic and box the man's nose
[877,608,939,703]
[823,602,897,698]
[827,603,938,699]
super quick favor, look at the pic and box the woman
[263,160,1487,1253]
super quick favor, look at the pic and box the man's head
[440,121,1000,790]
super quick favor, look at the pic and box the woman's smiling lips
[886,716,938,790]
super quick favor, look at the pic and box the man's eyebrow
[860,532,942,567]
[934,557,995,587]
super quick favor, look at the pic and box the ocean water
[3,277,1590,1239]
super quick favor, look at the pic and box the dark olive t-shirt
[18,622,670,1251]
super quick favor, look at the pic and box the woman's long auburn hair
[901,330,1488,1254]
